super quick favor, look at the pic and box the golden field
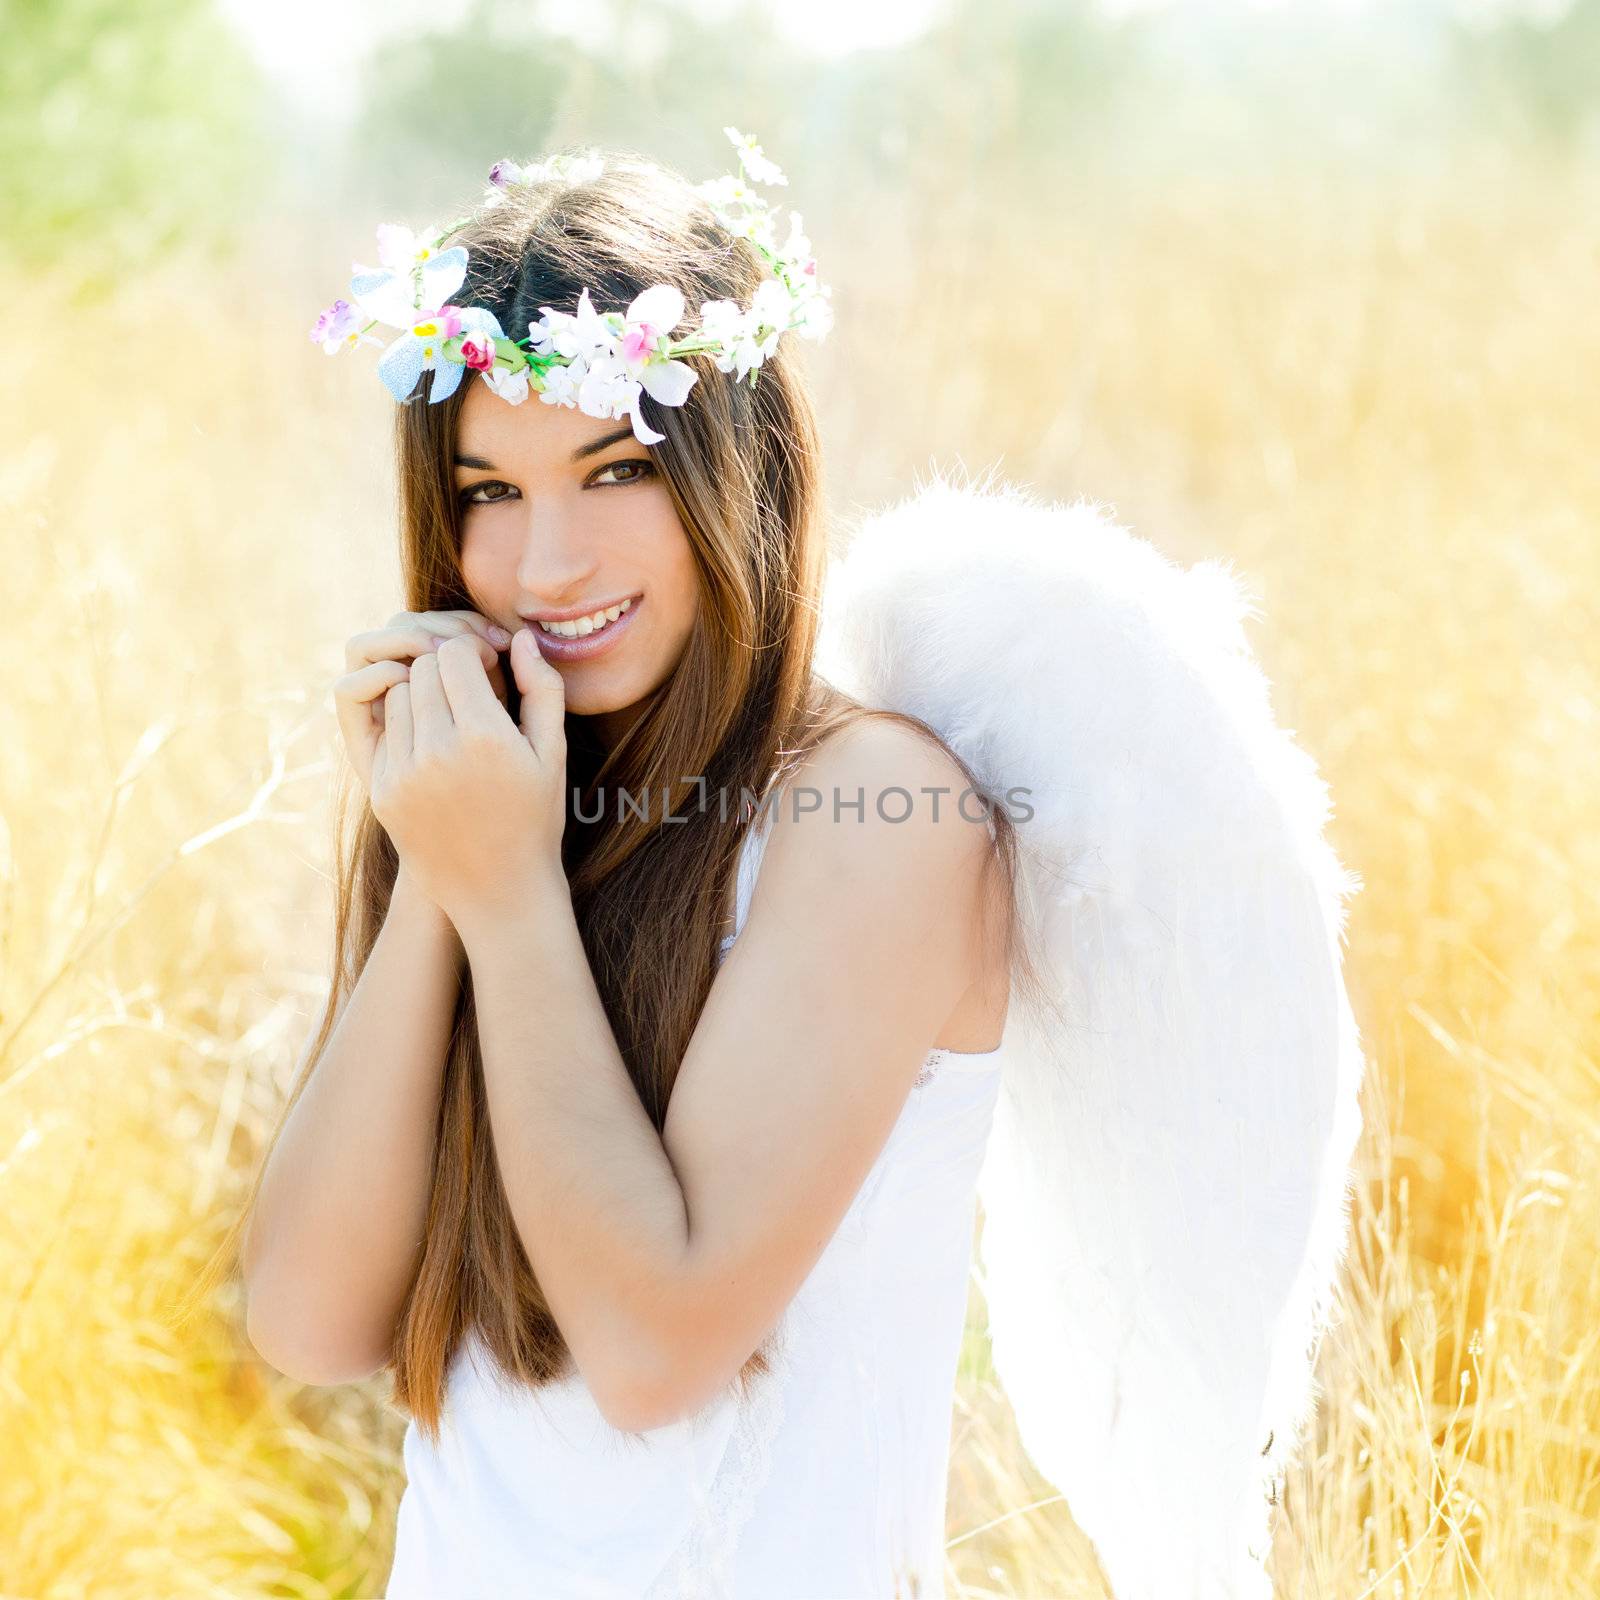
[2,60,1597,1600]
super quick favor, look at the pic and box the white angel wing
[815,468,1367,1600]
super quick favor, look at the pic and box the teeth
[537,597,633,638]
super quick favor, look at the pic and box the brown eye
[590,459,655,487]
[459,480,517,506]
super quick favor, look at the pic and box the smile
[529,595,643,662]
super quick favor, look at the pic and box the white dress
[385,789,1005,1600]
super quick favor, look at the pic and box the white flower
[526,152,606,185]
[489,152,606,192]
[717,286,791,382]
[525,316,557,357]
[558,353,665,446]
[724,126,788,187]
[624,392,666,446]
[554,152,606,183]
[348,225,468,330]
[375,223,445,270]
[735,209,779,253]
[637,356,697,408]
[749,278,793,336]
[722,332,767,384]
[622,284,687,348]
[697,299,749,348]
[538,356,588,407]
[695,298,770,381]
[698,175,778,256]
[576,353,633,421]
[616,284,697,409]
[482,364,530,403]
[698,174,761,214]
[777,211,812,271]
[535,287,616,364]
[793,288,834,341]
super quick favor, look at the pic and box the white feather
[816,467,1367,1598]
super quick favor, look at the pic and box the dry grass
[2,142,1596,1598]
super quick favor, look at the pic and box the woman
[194,127,1364,1600]
[231,143,1027,1598]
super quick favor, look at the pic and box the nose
[514,500,601,610]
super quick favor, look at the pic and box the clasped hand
[370,627,568,930]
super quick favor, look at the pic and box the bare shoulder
[762,715,998,941]
[774,713,985,832]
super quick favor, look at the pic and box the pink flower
[621,322,660,364]
[460,331,498,371]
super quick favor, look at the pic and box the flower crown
[308,126,833,447]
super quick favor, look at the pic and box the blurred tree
[342,0,808,220]
[1447,0,1600,153]
[0,0,270,303]
[347,0,581,213]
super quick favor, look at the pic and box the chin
[557,675,639,715]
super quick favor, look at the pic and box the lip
[525,595,643,662]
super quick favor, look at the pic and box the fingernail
[488,625,513,645]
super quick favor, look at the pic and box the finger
[387,609,504,644]
[420,609,515,649]
[510,628,568,760]
[434,634,513,738]
[416,629,500,676]
[349,624,499,674]
[383,680,413,768]
[347,626,441,672]
[407,650,453,754]
[334,660,409,782]
[335,659,410,719]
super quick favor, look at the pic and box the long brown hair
[180,146,1041,1443]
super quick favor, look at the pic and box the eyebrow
[454,425,637,472]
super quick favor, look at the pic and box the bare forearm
[457,875,690,1409]
[244,868,461,1383]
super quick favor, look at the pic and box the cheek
[633,505,699,592]
[456,524,508,594]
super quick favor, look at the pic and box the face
[454,378,701,750]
